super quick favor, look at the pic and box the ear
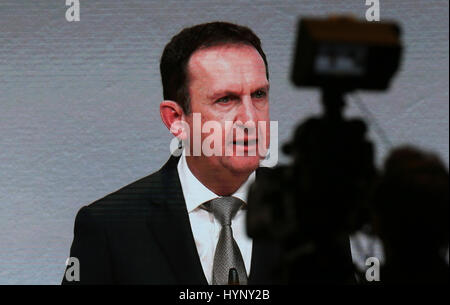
[160,100,187,139]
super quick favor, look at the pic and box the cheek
[257,111,271,147]
[203,111,234,138]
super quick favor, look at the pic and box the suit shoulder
[81,157,178,218]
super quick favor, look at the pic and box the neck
[185,156,251,196]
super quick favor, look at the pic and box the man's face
[184,44,270,176]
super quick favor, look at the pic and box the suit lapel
[146,156,208,285]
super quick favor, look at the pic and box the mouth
[231,139,258,153]
[232,138,257,146]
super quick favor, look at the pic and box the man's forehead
[187,44,268,89]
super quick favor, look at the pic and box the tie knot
[210,196,243,226]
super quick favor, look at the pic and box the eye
[215,95,236,104]
[252,90,267,99]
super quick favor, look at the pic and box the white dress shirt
[177,151,254,284]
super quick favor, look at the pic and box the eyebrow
[208,84,270,101]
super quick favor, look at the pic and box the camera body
[291,17,402,92]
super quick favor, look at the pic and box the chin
[223,155,261,175]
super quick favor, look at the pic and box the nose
[235,95,257,125]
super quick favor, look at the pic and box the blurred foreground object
[292,16,402,91]
[247,16,403,283]
[370,147,449,284]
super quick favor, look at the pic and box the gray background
[0,0,448,284]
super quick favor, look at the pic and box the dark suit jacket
[62,156,283,284]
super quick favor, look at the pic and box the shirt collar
[177,150,256,213]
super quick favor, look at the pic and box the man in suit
[62,21,282,285]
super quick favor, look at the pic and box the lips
[232,138,258,146]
